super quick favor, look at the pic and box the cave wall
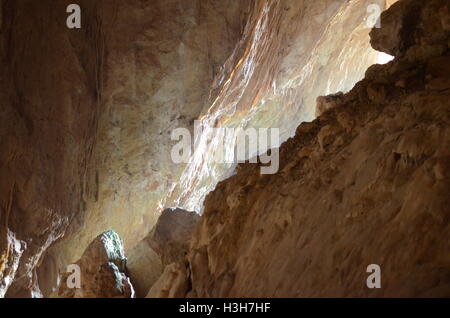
[150,0,450,298]
[1,0,421,298]
[45,0,251,291]
[163,0,390,214]
[0,0,104,297]
[0,0,251,297]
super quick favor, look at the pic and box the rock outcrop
[0,0,250,297]
[149,208,200,267]
[0,0,103,297]
[57,230,134,298]
[126,237,163,298]
[151,0,450,298]
[127,208,199,297]
[146,262,190,298]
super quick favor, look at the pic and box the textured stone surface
[46,0,251,287]
[0,0,250,297]
[151,0,450,298]
[0,0,103,297]
[149,208,200,266]
[127,208,199,297]
[126,238,162,298]
[4,0,438,298]
[370,0,423,56]
[146,262,189,298]
[57,230,134,298]
[163,0,390,215]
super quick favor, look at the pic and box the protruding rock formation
[150,0,450,298]
[316,92,344,117]
[127,208,199,297]
[126,238,163,298]
[57,230,134,298]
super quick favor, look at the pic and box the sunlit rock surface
[1,0,102,297]
[163,0,391,214]
[46,0,252,289]
[150,0,450,297]
[126,237,162,298]
[56,230,134,298]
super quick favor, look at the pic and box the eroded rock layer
[151,0,450,298]
[127,208,199,297]
[56,230,134,298]
[0,0,250,297]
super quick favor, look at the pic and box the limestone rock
[149,208,200,267]
[146,262,189,298]
[371,0,450,57]
[163,0,388,215]
[154,0,450,297]
[57,231,135,298]
[370,0,422,56]
[127,208,199,297]
[316,92,344,117]
[0,0,389,297]
[0,0,250,297]
[2,0,448,299]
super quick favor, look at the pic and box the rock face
[126,237,162,298]
[146,262,190,298]
[163,0,390,215]
[57,230,134,298]
[0,0,250,297]
[43,0,252,292]
[4,0,448,298]
[149,208,200,267]
[151,0,450,297]
[0,0,103,297]
[127,208,199,297]
[1,0,388,297]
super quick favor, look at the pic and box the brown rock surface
[146,262,190,298]
[0,0,103,297]
[151,0,450,298]
[45,0,252,288]
[0,0,250,297]
[56,230,134,298]
[3,0,447,299]
[149,208,200,266]
[127,208,199,297]
[126,238,162,298]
